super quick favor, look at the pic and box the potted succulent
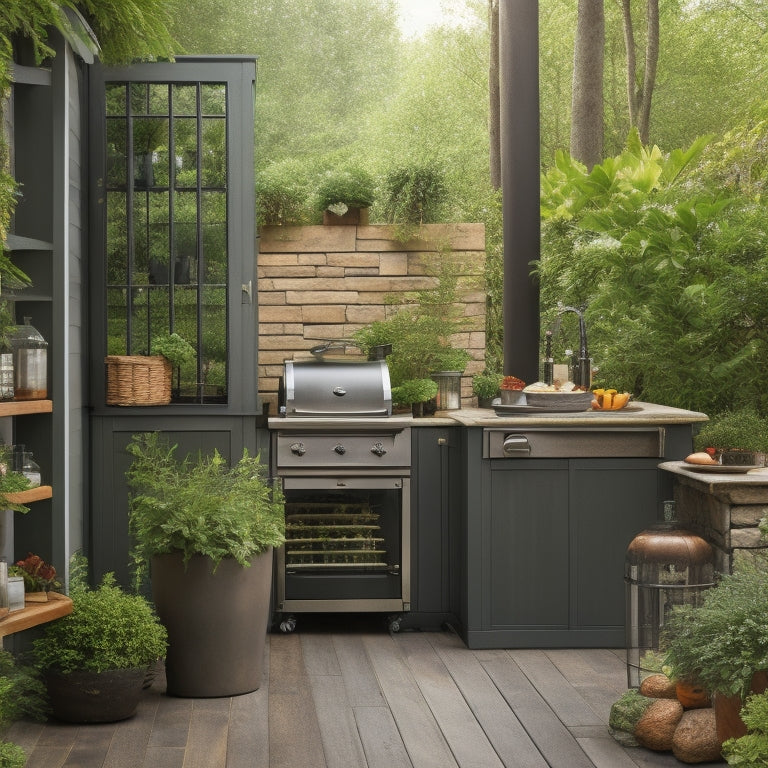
[472,371,503,407]
[125,431,285,697]
[316,166,376,225]
[30,555,168,723]
[662,528,768,744]
[693,408,768,466]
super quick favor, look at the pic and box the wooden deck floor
[8,616,726,768]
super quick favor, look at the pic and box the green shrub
[32,571,167,675]
[392,378,438,407]
[722,692,768,767]
[608,689,654,734]
[256,160,313,226]
[380,162,448,225]
[315,167,375,213]
[693,408,768,453]
[0,741,26,768]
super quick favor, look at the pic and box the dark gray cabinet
[459,424,693,649]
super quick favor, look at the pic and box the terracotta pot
[151,549,273,697]
[714,670,768,743]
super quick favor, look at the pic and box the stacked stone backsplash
[257,223,486,413]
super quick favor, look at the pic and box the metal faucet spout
[557,304,590,388]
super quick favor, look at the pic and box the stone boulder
[640,673,677,699]
[672,708,721,764]
[635,698,684,751]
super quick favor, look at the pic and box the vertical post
[499,0,540,382]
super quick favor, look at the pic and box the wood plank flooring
[7,615,727,768]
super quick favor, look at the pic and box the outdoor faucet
[556,304,591,389]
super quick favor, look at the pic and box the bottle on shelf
[9,317,47,400]
[0,339,13,401]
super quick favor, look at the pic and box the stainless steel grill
[272,355,411,632]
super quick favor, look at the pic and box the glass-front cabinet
[90,57,257,410]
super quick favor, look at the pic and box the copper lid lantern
[625,501,714,688]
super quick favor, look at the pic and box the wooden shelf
[3,234,54,252]
[4,485,52,504]
[0,593,72,639]
[9,63,52,87]
[0,400,52,417]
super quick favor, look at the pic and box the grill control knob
[334,444,346,455]
[289,442,306,456]
[371,442,387,457]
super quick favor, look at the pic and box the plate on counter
[586,405,643,413]
[494,404,592,415]
[683,463,764,473]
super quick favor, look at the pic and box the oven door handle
[281,476,406,491]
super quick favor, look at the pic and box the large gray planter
[151,549,273,697]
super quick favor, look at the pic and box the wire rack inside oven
[284,501,389,570]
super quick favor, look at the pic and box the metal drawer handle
[289,442,306,456]
[502,434,531,457]
[371,442,387,457]
[334,444,346,455]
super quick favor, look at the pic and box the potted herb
[722,691,768,766]
[125,431,285,697]
[472,371,503,407]
[316,167,375,225]
[150,332,196,368]
[392,378,439,417]
[693,408,768,466]
[30,556,167,723]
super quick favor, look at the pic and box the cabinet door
[488,461,569,629]
[571,459,660,631]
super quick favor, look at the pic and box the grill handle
[502,434,532,457]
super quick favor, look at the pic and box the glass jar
[9,317,47,400]
[21,452,41,488]
[0,341,13,400]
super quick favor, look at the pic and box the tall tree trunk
[489,0,501,189]
[637,0,659,143]
[570,0,605,169]
[620,0,659,144]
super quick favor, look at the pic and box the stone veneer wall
[257,223,486,413]
[674,477,768,573]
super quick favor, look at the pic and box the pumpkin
[675,681,711,709]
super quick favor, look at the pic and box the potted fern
[126,432,285,697]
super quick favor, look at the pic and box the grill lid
[283,359,392,418]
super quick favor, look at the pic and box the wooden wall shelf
[4,485,52,504]
[0,593,72,639]
[0,400,52,418]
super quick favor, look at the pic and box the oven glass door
[280,476,408,603]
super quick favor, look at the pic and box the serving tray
[683,463,764,473]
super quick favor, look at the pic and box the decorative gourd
[675,681,711,709]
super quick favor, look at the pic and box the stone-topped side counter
[659,461,768,572]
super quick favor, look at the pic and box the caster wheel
[279,614,297,633]
[388,615,402,633]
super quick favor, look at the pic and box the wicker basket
[105,355,172,406]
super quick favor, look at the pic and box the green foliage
[315,167,375,213]
[256,159,314,226]
[125,432,285,575]
[722,692,768,767]
[31,571,168,674]
[150,332,195,368]
[352,259,470,385]
[472,370,502,400]
[537,132,768,414]
[608,689,653,734]
[694,409,768,453]
[391,378,438,407]
[663,551,768,699]
[0,741,26,768]
[380,162,448,226]
[0,649,48,728]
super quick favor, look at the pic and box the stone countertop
[660,460,768,487]
[268,402,707,430]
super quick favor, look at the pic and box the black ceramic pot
[45,667,147,723]
[151,549,273,698]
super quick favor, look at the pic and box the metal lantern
[625,501,715,688]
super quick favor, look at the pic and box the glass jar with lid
[9,317,47,400]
